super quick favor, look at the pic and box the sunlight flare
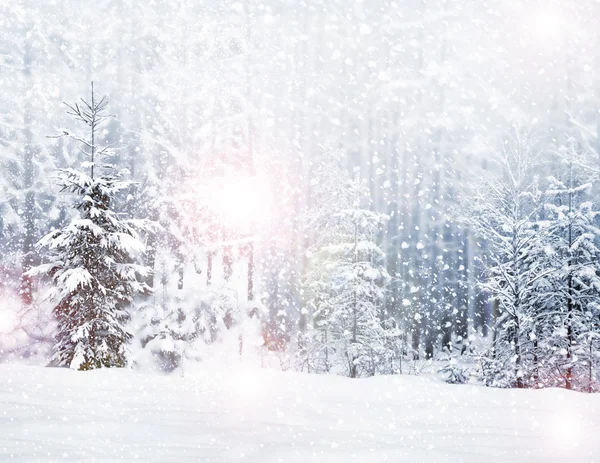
[211,175,272,229]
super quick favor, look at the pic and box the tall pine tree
[467,131,549,388]
[540,139,600,390]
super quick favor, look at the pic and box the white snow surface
[1,364,599,462]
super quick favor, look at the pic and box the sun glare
[212,175,272,228]
[0,296,17,333]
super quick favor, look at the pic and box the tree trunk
[351,220,359,378]
[566,159,574,390]
[514,318,523,389]
[206,251,213,286]
[247,242,254,301]
[20,32,35,305]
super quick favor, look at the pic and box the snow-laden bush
[438,357,471,384]
[0,285,54,363]
[134,288,268,372]
[135,288,237,371]
[477,355,514,388]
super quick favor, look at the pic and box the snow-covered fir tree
[29,84,150,370]
[467,132,549,388]
[300,145,353,372]
[539,139,600,391]
[305,175,391,378]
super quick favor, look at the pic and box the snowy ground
[1,364,599,463]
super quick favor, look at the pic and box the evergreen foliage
[29,85,150,370]
[537,140,600,390]
[304,170,391,377]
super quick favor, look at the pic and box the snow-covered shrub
[438,357,471,384]
[135,287,238,371]
[134,288,269,372]
[293,330,332,373]
[477,354,514,388]
[0,286,54,363]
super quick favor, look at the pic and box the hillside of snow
[2,364,599,462]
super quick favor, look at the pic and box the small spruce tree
[30,83,150,370]
[305,176,390,378]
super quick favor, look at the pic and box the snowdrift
[1,364,599,462]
